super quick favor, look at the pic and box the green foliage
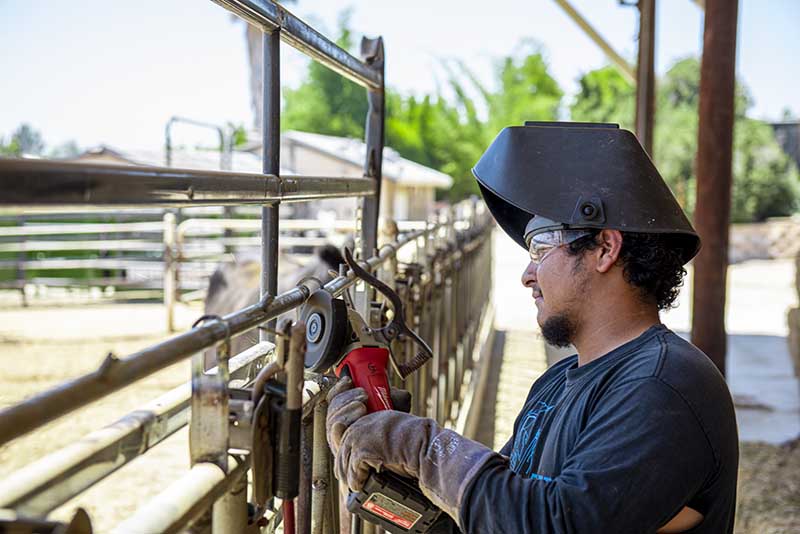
[570,66,634,129]
[227,122,249,148]
[0,123,45,157]
[0,136,21,157]
[282,22,563,201]
[282,18,368,139]
[570,57,800,222]
[732,118,800,222]
[0,124,82,160]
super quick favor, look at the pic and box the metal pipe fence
[0,1,497,531]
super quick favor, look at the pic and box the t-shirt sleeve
[459,378,714,534]
[498,437,514,457]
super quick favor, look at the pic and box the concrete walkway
[487,229,800,446]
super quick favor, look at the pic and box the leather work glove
[325,376,412,455]
[334,409,498,527]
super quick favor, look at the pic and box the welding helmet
[472,121,700,264]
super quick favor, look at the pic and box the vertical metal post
[261,29,281,344]
[212,467,248,534]
[358,37,385,262]
[635,0,656,156]
[691,0,739,376]
[298,417,314,534]
[311,399,330,534]
[163,212,177,332]
[16,214,26,307]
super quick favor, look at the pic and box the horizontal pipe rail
[0,220,486,446]
[0,160,376,209]
[177,218,357,236]
[110,455,250,534]
[0,342,273,516]
[210,0,382,90]
[0,221,164,237]
[0,236,333,254]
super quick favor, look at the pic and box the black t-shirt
[460,324,738,533]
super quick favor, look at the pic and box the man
[326,122,738,533]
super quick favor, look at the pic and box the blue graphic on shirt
[509,400,556,477]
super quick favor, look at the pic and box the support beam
[552,0,636,83]
[635,0,656,155]
[211,0,382,90]
[691,0,739,376]
[261,29,281,344]
[359,36,386,260]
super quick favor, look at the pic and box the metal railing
[0,1,496,532]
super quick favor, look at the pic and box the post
[358,37,385,262]
[635,0,656,156]
[163,212,177,333]
[261,29,281,344]
[311,398,330,534]
[212,468,248,534]
[691,0,739,375]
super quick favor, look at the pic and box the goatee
[540,313,577,347]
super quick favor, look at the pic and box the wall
[729,217,800,264]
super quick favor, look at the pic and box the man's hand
[333,409,498,527]
[325,377,412,456]
[325,377,368,455]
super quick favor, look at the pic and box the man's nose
[521,260,538,288]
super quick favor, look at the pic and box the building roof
[75,145,293,175]
[76,130,454,190]
[282,130,453,189]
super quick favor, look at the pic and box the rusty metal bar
[211,0,382,90]
[635,0,656,155]
[311,398,330,534]
[358,37,385,261]
[0,342,272,516]
[0,159,377,209]
[690,0,740,376]
[261,28,281,345]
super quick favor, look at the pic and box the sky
[1,0,798,152]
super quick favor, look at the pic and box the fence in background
[0,1,497,532]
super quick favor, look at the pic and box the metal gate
[0,1,496,532]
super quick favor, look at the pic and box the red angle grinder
[299,248,446,533]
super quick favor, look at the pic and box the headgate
[0,1,496,532]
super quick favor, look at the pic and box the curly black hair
[566,231,688,310]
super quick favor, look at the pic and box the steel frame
[0,1,497,532]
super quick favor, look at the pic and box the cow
[202,244,346,368]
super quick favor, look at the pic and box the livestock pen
[0,1,497,532]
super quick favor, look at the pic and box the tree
[280,19,563,201]
[48,140,81,159]
[570,66,634,129]
[570,58,800,222]
[0,123,45,157]
[282,21,368,139]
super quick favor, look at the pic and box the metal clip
[189,314,231,471]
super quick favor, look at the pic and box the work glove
[334,409,498,527]
[325,376,412,455]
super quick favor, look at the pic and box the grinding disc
[298,289,349,371]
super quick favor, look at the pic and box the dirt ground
[736,439,800,534]
[0,300,201,532]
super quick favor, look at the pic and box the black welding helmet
[473,121,700,264]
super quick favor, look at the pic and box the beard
[540,312,577,347]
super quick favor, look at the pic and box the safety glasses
[526,229,596,264]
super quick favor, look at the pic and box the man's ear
[595,230,623,273]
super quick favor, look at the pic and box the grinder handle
[335,346,394,413]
